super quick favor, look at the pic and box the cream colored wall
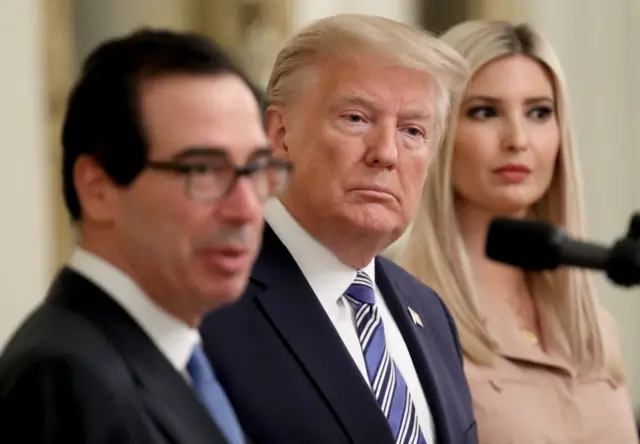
[292,0,418,27]
[0,0,50,348]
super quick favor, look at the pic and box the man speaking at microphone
[199,14,477,444]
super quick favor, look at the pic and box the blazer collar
[374,258,456,444]
[480,295,573,376]
[47,268,227,444]
[252,226,462,444]
[252,225,396,443]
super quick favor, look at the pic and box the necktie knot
[345,271,375,305]
[187,344,212,386]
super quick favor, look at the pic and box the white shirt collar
[68,248,200,373]
[265,199,376,309]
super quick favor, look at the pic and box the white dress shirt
[265,199,435,443]
[68,248,200,379]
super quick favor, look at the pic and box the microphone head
[627,212,640,240]
[486,218,565,270]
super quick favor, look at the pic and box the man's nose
[216,177,263,223]
[365,123,398,169]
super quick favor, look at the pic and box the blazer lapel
[48,268,227,444]
[375,259,454,444]
[252,226,395,443]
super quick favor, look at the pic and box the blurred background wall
[0,0,50,356]
[2,0,639,410]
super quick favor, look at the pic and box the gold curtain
[468,0,533,20]
[192,0,293,87]
[42,0,74,270]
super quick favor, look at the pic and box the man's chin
[342,209,402,235]
[196,273,251,312]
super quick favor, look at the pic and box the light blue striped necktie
[345,271,428,444]
[187,344,244,444]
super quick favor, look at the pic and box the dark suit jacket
[200,225,477,444]
[0,268,228,444]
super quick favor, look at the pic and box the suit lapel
[252,226,395,443]
[48,268,227,444]
[375,259,454,444]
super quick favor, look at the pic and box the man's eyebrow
[333,94,432,121]
[172,147,228,160]
[399,109,433,122]
[332,93,378,111]
[172,145,273,162]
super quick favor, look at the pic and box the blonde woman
[395,20,638,444]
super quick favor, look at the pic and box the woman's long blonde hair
[395,20,622,380]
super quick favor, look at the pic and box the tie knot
[345,271,375,305]
[187,344,212,385]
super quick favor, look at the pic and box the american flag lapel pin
[408,307,424,328]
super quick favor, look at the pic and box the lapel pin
[408,307,423,328]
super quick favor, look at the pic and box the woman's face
[452,54,560,217]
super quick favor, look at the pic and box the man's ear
[73,155,120,223]
[265,105,290,159]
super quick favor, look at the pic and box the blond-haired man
[200,14,476,444]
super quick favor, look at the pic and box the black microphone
[486,218,610,271]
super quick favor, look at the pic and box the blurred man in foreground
[0,29,291,444]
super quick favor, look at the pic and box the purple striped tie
[344,271,427,444]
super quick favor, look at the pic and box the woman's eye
[529,106,554,120]
[466,106,497,120]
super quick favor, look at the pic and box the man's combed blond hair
[395,20,624,382]
[267,14,469,147]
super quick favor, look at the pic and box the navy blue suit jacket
[200,225,477,444]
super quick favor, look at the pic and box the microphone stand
[605,213,640,287]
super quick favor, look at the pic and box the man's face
[270,54,437,249]
[116,74,267,322]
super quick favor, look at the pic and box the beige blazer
[465,307,638,444]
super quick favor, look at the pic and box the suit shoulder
[0,305,140,434]
[0,350,137,442]
[0,303,130,389]
[377,256,440,299]
[377,256,457,333]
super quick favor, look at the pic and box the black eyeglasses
[147,153,293,203]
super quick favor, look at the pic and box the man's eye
[345,114,365,123]
[405,127,425,138]
[467,106,497,119]
[183,163,222,174]
[247,156,271,169]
